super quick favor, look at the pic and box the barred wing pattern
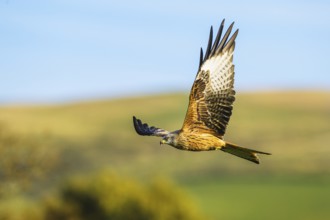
[182,20,238,137]
[133,116,169,137]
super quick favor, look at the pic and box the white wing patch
[200,48,235,92]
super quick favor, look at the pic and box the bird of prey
[133,19,271,164]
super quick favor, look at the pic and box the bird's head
[160,132,179,147]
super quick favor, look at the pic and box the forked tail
[221,142,271,164]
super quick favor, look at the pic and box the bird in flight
[133,19,271,164]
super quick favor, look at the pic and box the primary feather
[133,116,169,137]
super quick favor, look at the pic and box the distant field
[183,176,330,220]
[0,91,329,219]
[1,91,329,176]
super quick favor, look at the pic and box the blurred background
[1,0,330,219]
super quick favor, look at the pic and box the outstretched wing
[182,20,238,137]
[133,116,169,137]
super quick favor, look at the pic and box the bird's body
[133,19,271,164]
[174,131,225,151]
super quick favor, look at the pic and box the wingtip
[214,20,236,55]
[229,21,235,28]
[133,116,139,124]
[209,20,225,57]
[203,26,213,62]
[132,116,139,133]
[132,115,139,126]
[133,116,146,136]
[221,19,225,25]
[223,29,239,52]
[199,47,204,69]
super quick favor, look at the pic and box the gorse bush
[44,170,205,220]
[0,196,43,220]
[0,123,58,196]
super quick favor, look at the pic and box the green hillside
[0,91,329,219]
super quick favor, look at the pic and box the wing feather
[133,116,169,137]
[182,20,238,136]
[210,19,224,57]
[215,22,235,54]
[203,26,213,62]
[198,48,203,69]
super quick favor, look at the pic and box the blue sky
[1,0,329,104]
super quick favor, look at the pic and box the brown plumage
[133,19,271,164]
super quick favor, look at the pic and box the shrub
[0,196,43,220]
[0,123,58,196]
[44,170,204,220]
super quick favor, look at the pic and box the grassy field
[0,91,329,219]
[183,176,330,220]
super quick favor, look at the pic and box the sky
[1,0,329,104]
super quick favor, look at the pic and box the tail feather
[221,142,271,164]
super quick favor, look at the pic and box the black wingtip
[223,29,239,52]
[132,116,168,137]
[133,116,147,136]
[215,21,235,54]
[203,26,213,62]
[132,116,142,135]
[198,19,239,72]
[133,116,138,124]
[199,47,203,69]
[210,21,225,57]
